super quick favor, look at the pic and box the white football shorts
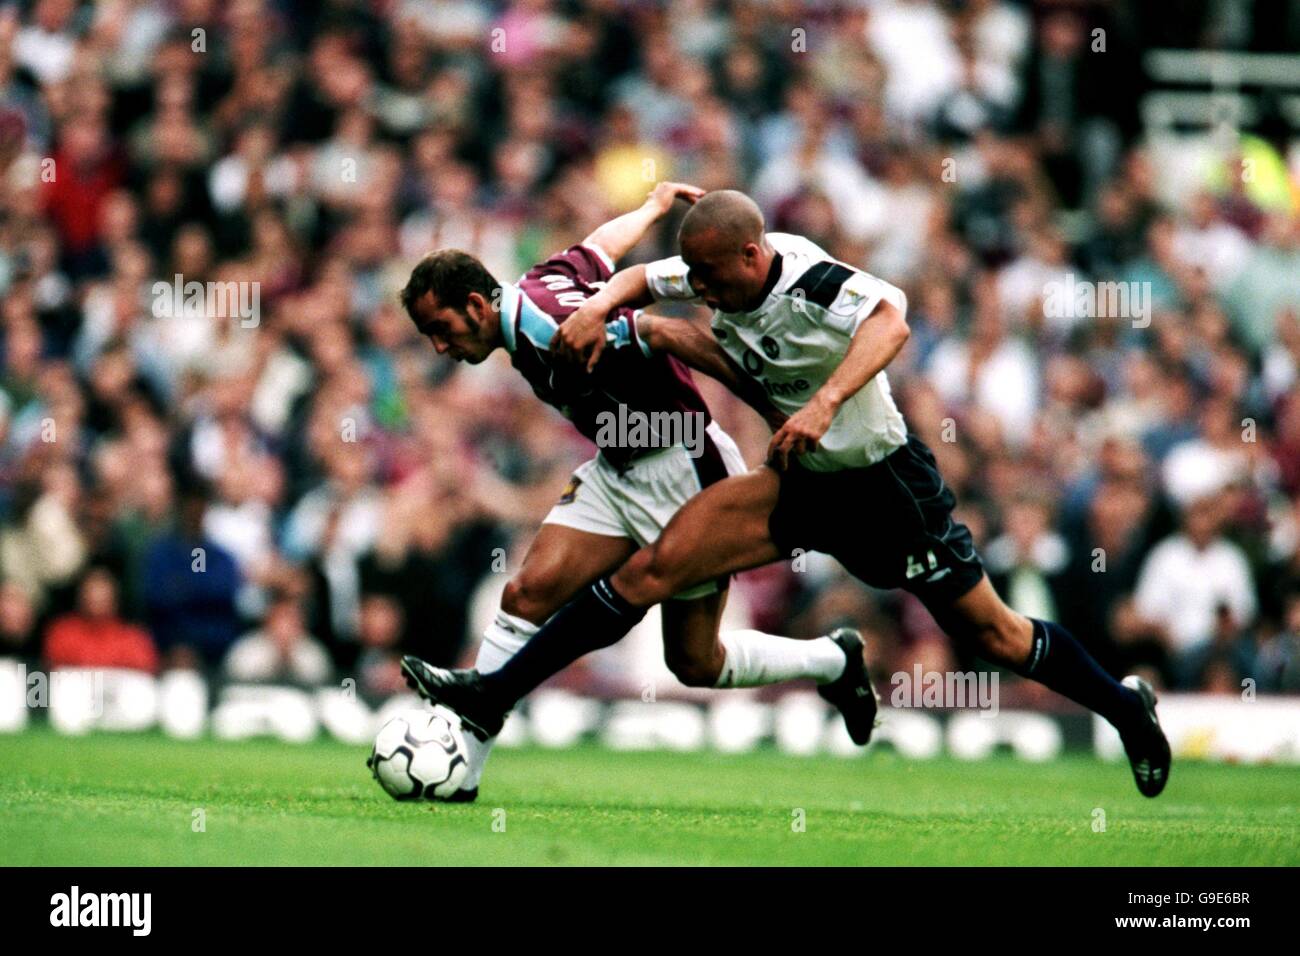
[542,421,747,599]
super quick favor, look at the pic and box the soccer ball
[368,706,469,801]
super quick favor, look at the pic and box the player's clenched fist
[554,298,610,371]
[646,181,706,214]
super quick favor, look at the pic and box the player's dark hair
[400,250,501,322]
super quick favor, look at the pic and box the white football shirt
[645,232,909,471]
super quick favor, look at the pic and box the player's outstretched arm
[768,300,910,468]
[554,264,654,371]
[637,313,787,432]
[557,183,703,370]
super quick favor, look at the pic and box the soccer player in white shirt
[402,190,1171,798]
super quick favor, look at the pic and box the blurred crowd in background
[0,0,1298,705]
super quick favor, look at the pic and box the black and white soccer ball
[368,706,469,800]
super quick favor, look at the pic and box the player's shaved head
[679,189,766,249]
[677,190,775,313]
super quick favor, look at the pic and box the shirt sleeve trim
[581,242,616,276]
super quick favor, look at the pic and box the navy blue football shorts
[768,434,986,610]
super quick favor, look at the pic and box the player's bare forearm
[767,300,909,467]
[587,264,654,316]
[637,313,786,430]
[582,182,705,264]
[582,206,665,264]
[556,265,655,371]
[816,301,910,413]
[559,183,705,371]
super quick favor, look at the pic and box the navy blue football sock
[1019,618,1145,736]
[478,576,647,711]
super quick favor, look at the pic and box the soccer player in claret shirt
[401,189,1172,799]
[399,183,883,801]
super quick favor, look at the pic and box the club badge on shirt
[830,274,876,317]
[557,475,583,505]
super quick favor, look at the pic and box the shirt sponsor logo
[762,378,811,397]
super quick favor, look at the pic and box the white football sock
[460,609,538,790]
[713,630,848,688]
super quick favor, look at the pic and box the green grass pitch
[2,729,1297,866]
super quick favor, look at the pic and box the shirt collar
[498,283,561,354]
[758,250,785,302]
[497,283,521,353]
[730,250,785,315]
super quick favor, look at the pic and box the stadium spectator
[140,485,241,670]
[985,492,1070,624]
[0,462,86,613]
[353,592,407,698]
[1129,496,1258,687]
[43,566,158,674]
[224,591,332,686]
[0,579,37,663]
[1256,589,1300,692]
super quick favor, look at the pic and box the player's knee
[500,573,561,625]
[613,546,680,606]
